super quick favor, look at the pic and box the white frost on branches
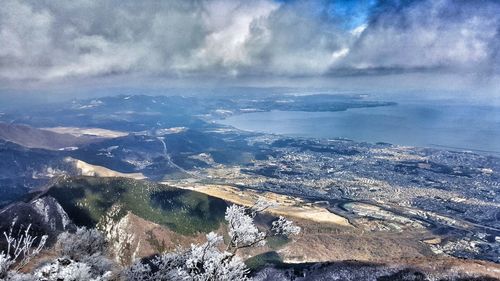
[33,258,111,281]
[56,227,107,260]
[0,253,13,279]
[182,232,249,281]
[126,232,250,281]
[124,260,153,281]
[0,223,47,279]
[272,216,301,236]
[226,205,267,250]
[54,227,113,280]
[1,200,300,281]
[126,201,300,281]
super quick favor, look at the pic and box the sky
[0,0,499,98]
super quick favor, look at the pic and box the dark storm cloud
[0,0,499,83]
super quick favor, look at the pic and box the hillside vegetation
[47,177,228,235]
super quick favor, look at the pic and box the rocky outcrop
[97,205,213,266]
[30,197,74,232]
[0,196,75,245]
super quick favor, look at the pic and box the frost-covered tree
[126,200,300,281]
[53,227,114,280]
[33,258,112,281]
[124,260,152,281]
[225,202,300,254]
[2,201,300,281]
[271,216,301,237]
[0,222,47,280]
[1,225,115,281]
[56,227,107,259]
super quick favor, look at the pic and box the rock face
[0,196,75,245]
[98,209,211,266]
[30,197,74,232]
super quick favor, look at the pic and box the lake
[219,101,500,154]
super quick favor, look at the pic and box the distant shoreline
[217,102,500,157]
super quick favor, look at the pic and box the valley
[0,94,498,280]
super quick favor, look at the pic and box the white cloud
[176,0,280,72]
[0,0,499,83]
[341,0,500,73]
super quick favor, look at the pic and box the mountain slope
[0,196,75,248]
[46,177,228,235]
[43,176,230,264]
[0,122,101,150]
[0,140,72,206]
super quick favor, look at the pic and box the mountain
[0,140,73,206]
[68,129,268,180]
[45,177,228,234]
[1,177,499,280]
[0,94,498,279]
[0,124,264,206]
[0,122,101,150]
[0,196,75,248]
[44,177,229,264]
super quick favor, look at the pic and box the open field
[68,157,146,179]
[42,127,128,138]
[164,182,352,227]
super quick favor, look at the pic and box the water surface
[219,102,500,154]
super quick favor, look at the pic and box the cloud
[0,0,499,83]
[241,0,351,76]
[340,0,500,74]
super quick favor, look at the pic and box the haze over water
[220,100,500,155]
